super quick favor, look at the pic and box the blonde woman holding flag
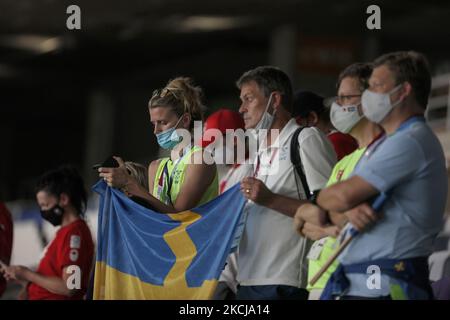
[99,77,218,212]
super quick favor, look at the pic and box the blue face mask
[156,116,184,150]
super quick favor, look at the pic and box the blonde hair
[125,162,149,191]
[148,77,205,130]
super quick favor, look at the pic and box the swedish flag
[92,180,246,300]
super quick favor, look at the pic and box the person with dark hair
[293,91,330,132]
[236,66,336,299]
[296,51,448,299]
[0,166,94,300]
[293,90,358,160]
[0,202,13,298]
[98,77,218,213]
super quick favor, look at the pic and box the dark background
[1,0,450,201]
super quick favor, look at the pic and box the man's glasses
[333,94,362,105]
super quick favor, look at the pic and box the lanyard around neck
[157,146,192,205]
[254,148,279,177]
[361,115,425,162]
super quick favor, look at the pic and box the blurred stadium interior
[1,0,450,299]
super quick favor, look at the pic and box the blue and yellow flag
[92,180,246,300]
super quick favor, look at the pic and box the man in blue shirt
[296,51,448,299]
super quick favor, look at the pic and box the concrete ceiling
[1,0,449,75]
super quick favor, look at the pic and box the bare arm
[171,160,217,211]
[101,155,216,213]
[147,159,161,194]
[316,176,379,212]
[24,266,77,297]
[293,204,341,239]
[265,194,309,218]
[100,157,176,213]
[1,265,77,297]
[241,177,309,218]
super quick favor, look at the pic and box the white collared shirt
[237,119,337,287]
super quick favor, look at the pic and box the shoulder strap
[290,127,311,199]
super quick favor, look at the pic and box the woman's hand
[98,156,132,189]
[0,264,30,283]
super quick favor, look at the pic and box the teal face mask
[156,116,184,150]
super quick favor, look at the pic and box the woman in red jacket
[0,166,94,300]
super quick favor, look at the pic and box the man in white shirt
[236,66,336,299]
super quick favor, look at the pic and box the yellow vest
[152,145,218,207]
[307,147,366,290]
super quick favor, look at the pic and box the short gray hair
[236,66,293,112]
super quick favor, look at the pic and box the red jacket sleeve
[0,202,13,297]
[56,224,92,272]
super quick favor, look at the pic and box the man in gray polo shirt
[296,51,448,299]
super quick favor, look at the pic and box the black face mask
[40,204,64,226]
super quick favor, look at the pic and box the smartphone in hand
[92,156,120,170]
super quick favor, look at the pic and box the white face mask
[254,93,275,132]
[330,101,363,134]
[361,84,403,124]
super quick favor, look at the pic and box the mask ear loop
[390,83,404,94]
[171,114,193,156]
[53,196,64,216]
[389,83,405,106]
[356,101,364,117]
[172,114,185,131]
[266,92,276,116]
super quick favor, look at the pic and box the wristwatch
[310,190,332,225]
[309,189,321,205]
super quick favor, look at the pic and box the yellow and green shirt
[152,145,218,207]
[307,147,366,291]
